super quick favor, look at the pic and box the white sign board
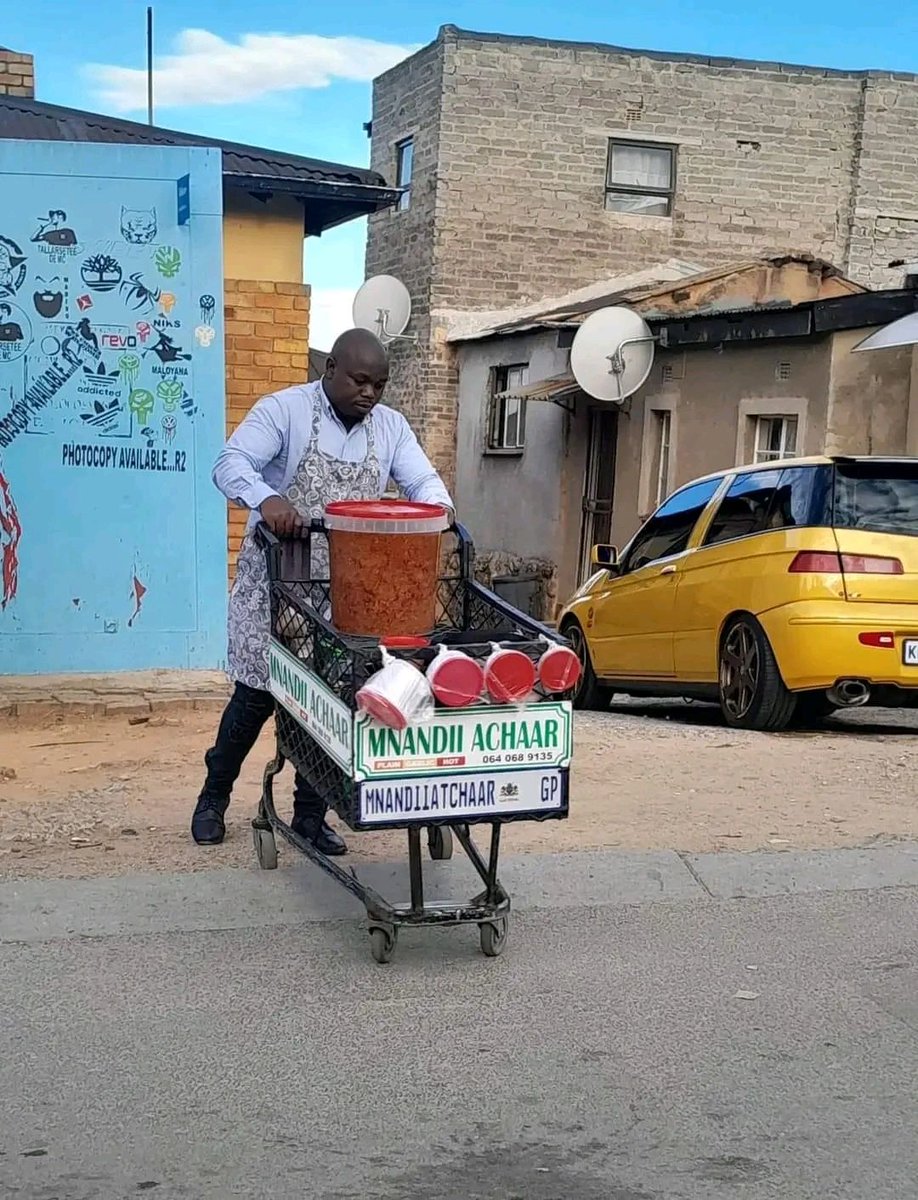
[267,639,352,771]
[354,701,572,781]
[358,767,567,825]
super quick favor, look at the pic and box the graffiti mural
[0,141,226,674]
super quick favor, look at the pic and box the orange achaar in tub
[324,500,450,637]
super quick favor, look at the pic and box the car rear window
[833,462,918,537]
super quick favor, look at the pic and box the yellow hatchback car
[559,456,918,730]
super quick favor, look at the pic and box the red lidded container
[484,646,537,704]
[324,500,449,637]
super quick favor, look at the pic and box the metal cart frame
[251,520,572,964]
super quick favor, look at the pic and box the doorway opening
[578,407,618,583]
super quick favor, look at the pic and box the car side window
[766,466,828,530]
[623,477,722,572]
[704,471,782,547]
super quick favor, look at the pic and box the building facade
[366,25,918,487]
[451,263,918,615]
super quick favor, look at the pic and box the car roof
[684,454,918,489]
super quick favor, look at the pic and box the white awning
[493,372,582,403]
[852,311,918,352]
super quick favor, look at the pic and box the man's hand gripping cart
[252,520,574,964]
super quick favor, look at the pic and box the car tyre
[718,615,796,732]
[563,621,613,712]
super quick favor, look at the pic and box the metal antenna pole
[146,7,154,125]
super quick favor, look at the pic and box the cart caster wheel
[252,825,278,871]
[369,926,398,965]
[427,826,453,861]
[479,918,508,958]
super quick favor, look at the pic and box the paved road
[2,847,917,1200]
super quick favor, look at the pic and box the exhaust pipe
[827,679,871,708]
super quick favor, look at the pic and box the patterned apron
[227,388,380,690]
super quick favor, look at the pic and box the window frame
[395,138,414,212]
[652,409,672,510]
[752,414,798,464]
[486,363,529,454]
[604,138,677,217]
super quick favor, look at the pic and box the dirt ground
[1,699,915,881]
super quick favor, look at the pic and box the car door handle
[659,564,677,576]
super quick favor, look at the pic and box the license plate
[903,640,918,666]
[357,767,568,826]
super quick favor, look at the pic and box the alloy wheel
[720,622,760,721]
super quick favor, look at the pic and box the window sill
[603,210,674,231]
[483,447,525,458]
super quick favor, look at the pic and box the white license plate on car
[903,640,918,666]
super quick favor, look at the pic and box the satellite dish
[352,274,416,344]
[852,312,918,353]
[570,306,655,403]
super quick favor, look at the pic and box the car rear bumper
[759,601,918,692]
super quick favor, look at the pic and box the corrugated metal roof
[0,94,391,191]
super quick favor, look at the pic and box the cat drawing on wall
[121,207,157,245]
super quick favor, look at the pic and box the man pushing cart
[194,328,575,962]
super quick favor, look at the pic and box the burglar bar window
[487,364,528,452]
[754,415,798,463]
[605,140,676,216]
[395,138,413,211]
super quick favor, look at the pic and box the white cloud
[85,28,417,112]
[309,288,357,354]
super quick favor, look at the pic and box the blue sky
[5,0,916,348]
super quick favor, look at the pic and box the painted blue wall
[0,140,226,675]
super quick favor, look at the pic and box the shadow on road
[604,698,918,738]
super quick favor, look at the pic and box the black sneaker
[191,794,229,845]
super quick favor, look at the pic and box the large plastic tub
[324,500,449,637]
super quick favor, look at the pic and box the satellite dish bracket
[605,333,659,400]
[373,306,418,345]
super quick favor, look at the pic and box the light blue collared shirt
[213,380,454,530]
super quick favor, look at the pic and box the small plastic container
[484,644,537,704]
[538,644,582,694]
[356,650,434,730]
[325,500,449,637]
[427,645,485,708]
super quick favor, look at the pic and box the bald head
[323,327,390,422]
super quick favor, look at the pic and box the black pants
[200,682,325,823]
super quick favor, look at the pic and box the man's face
[324,346,389,420]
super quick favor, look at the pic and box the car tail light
[789,552,904,575]
[789,552,841,573]
[842,555,903,575]
[858,632,895,648]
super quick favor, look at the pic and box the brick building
[366,26,918,493]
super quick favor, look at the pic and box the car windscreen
[833,461,918,537]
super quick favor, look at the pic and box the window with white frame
[487,364,528,452]
[753,415,798,463]
[650,409,673,508]
[605,140,676,216]
[395,138,413,211]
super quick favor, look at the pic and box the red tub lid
[539,645,582,693]
[357,689,409,730]
[429,655,485,707]
[381,636,431,649]
[485,649,536,703]
[325,500,447,521]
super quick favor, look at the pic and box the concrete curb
[0,669,229,719]
[1,841,916,944]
